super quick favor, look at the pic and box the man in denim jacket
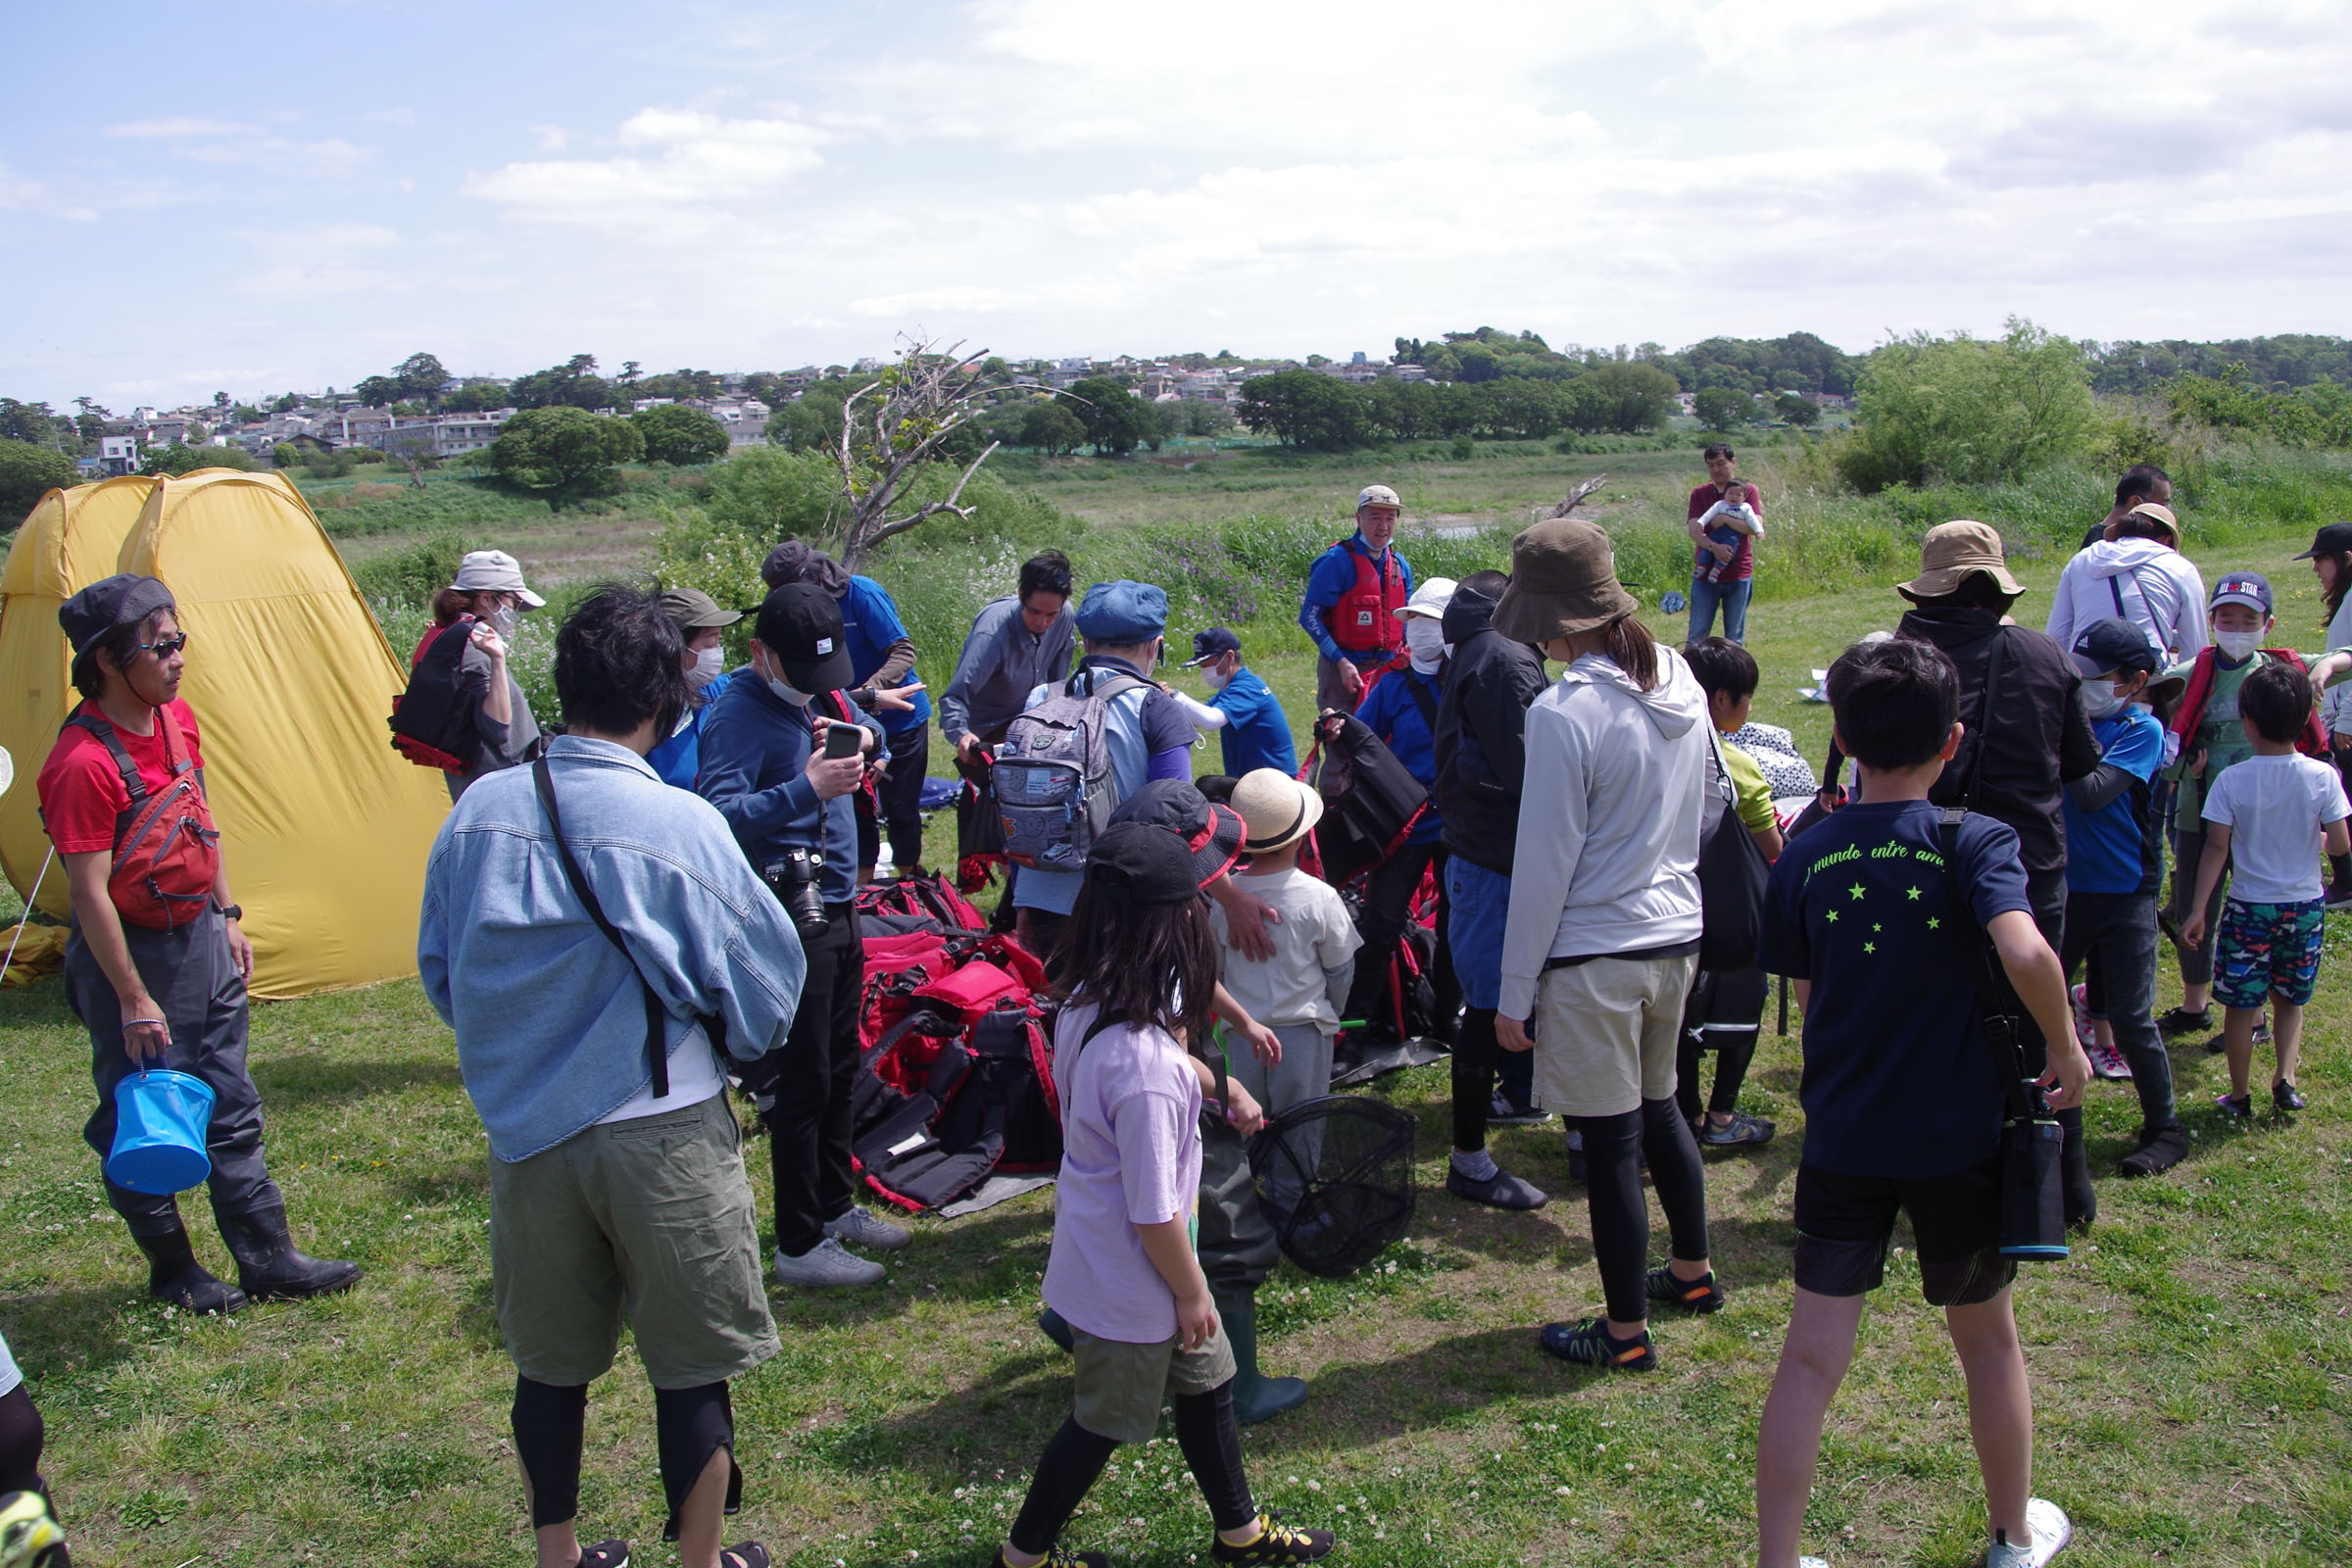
[419,585,807,1568]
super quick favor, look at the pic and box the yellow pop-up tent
[0,475,162,919]
[0,469,451,997]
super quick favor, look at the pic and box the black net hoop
[1247,1094,1418,1278]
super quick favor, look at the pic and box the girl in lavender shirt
[995,822,1336,1568]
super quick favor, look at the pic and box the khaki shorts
[1070,1322,1237,1444]
[1531,950,1698,1119]
[489,1092,780,1390]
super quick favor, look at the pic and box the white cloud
[231,223,411,299]
[103,116,373,177]
[0,159,98,220]
[462,108,827,222]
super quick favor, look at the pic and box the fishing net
[1248,1095,1418,1278]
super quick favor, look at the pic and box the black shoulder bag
[1696,727,1772,972]
[1939,628,2067,1260]
[533,756,671,1100]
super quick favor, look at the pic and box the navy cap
[1074,579,1168,644]
[2294,522,2352,561]
[1108,778,1245,888]
[2070,617,2162,678]
[1084,821,1204,906]
[1185,627,1242,667]
[60,574,175,683]
[2209,571,2273,616]
[753,584,855,692]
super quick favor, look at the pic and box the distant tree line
[1393,326,1861,397]
[1238,364,1682,451]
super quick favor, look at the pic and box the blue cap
[2070,617,2161,678]
[2209,571,2272,616]
[1075,579,1168,644]
[1185,626,1242,666]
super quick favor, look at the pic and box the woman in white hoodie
[2046,503,2207,662]
[1491,515,1718,1373]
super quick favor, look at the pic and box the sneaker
[993,1546,1107,1568]
[717,1545,771,1568]
[1644,1263,1726,1314]
[2069,982,2095,1047]
[824,1204,910,1251]
[2156,1005,2211,1037]
[1446,1166,1547,1209]
[1488,1089,1552,1126]
[2274,1080,2308,1112]
[2118,1123,2188,1178]
[1539,1317,1656,1371]
[2327,881,2352,910]
[2083,1037,2133,1081]
[578,1543,630,1568]
[772,1236,886,1288]
[1211,1512,1336,1564]
[0,1491,68,1568]
[2251,1018,2272,1047]
[1984,1497,2072,1568]
[1700,1110,1776,1148]
[2213,1092,2253,1120]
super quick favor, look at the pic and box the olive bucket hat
[1490,515,1639,644]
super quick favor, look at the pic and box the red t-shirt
[36,700,208,856]
[1688,481,1762,583]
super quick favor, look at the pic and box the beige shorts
[1530,950,1699,1119]
[488,1093,780,1390]
[1070,1322,1237,1443]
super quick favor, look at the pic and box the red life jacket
[62,703,223,931]
[2168,647,2328,758]
[1327,538,1406,657]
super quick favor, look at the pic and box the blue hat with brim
[1076,579,1168,644]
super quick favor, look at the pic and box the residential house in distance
[99,434,141,476]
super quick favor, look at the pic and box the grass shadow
[249,1055,466,1108]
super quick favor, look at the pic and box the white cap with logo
[452,549,546,608]
[1356,484,1401,512]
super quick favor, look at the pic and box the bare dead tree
[1541,474,1608,518]
[829,337,1004,571]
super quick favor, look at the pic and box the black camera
[763,848,829,939]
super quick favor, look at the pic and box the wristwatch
[219,903,243,921]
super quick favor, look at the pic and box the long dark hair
[2321,550,2351,627]
[1051,884,1218,1052]
[1595,612,1659,692]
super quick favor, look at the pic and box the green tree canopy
[0,438,79,521]
[1565,362,1680,433]
[487,407,643,496]
[1059,376,1152,456]
[1019,401,1086,456]
[0,399,67,446]
[631,403,732,466]
[1237,370,1374,451]
[509,355,614,412]
[139,442,257,477]
[1838,318,2096,491]
[1693,385,1752,432]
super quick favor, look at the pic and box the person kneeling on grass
[999,821,1334,1568]
[1754,635,2089,1568]
[2178,659,2352,1117]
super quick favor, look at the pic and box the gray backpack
[996,669,1148,873]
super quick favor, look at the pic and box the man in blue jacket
[1186,626,1298,779]
[698,584,905,1289]
[419,584,806,1568]
[1300,484,1415,713]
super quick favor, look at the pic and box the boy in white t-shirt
[1212,769,1362,1118]
[2180,660,2352,1115]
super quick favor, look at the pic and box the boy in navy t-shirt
[2058,618,2181,1177]
[1753,636,2088,1568]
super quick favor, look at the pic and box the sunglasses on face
[138,632,190,658]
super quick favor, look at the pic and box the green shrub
[0,438,80,521]
[1838,318,2097,492]
[488,407,645,497]
[631,404,732,466]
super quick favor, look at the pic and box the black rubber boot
[131,1220,247,1315]
[1038,1306,1074,1353]
[2058,1106,2095,1229]
[1214,1287,1305,1426]
[215,1200,362,1300]
[2119,1121,2189,1178]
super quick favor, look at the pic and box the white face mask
[686,644,724,691]
[2081,682,2126,720]
[1403,616,1446,670]
[2213,629,2261,662]
[763,675,812,707]
[1200,663,1231,693]
[490,605,520,640]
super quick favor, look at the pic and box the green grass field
[6,483,2352,1565]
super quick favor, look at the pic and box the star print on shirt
[1926,916,1941,930]
[1873,922,1883,932]
[1848,883,1866,900]
[1826,909,1838,922]
[1863,941,1878,954]
[1906,886,1923,900]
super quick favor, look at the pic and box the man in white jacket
[1489,515,1720,1374]
[2047,503,2207,662]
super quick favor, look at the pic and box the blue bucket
[106,1070,215,1195]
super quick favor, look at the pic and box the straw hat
[1490,516,1638,644]
[1229,768,1324,855]
[1896,520,2022,602]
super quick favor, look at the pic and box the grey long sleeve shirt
[937,596,1075,745]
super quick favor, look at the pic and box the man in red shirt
[37,574,358,1314]
[1685,442,1763,644]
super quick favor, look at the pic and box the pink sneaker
[2070,983,2095,1049]
[2085,1036,2133,1081]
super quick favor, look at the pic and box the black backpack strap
[67,709,148,808]
[1958,629,2013,809]
[1937,807,2034,1120]
[1403,667,1440,735]
[534,756,669,1099]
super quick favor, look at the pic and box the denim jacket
[418,735,807,1162]
[696,672,885,906]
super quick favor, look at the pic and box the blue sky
[6,0,2349,409]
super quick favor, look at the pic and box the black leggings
[1008,1383,1254,1554]
[514,1377,738,1541]
[0,1384,52,1505]
[1674,1030,1758,1121]
[1571,1101,1711,1324]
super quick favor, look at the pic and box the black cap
[1185,627,1242,667]
[1108,778,1245,888]
[60,574,175,682]
[1085,821,1206,906]
[753,584,856,692]
[2070,617,2162,678]
[2294,522,2352,561]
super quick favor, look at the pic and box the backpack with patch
[995,668,1148,873]
[388,617,489,772]
[59,704,222,931]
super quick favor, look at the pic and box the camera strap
[534,757,669,1099]
[1936,808,2036,1123]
